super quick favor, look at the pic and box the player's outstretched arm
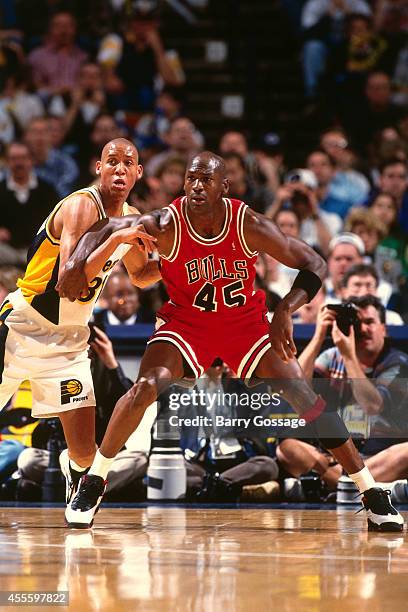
[244,209,327,362]
[56,213,154,301]
[121,208,175,288]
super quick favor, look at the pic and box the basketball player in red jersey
[58,151,403,531]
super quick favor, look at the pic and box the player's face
[97,143,142,196]
[184,161,228,214]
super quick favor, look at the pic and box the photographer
[266,168,342,256]
[299,295,408,456]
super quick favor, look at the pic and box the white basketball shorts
[0,290,95,418]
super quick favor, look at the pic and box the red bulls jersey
[160,196,261,316]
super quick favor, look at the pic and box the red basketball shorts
[148,297,271,379]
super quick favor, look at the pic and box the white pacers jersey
[13,185,132,328]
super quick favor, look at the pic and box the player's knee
[126,377,158,412]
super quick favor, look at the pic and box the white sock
[349,466,376,493]
[69,458,89,473]
[89,449,115,480]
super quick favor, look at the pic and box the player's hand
[89,326,118,369]
[56,261,89,302]
[116,225,157,254]
[269,304,297,363]
[331,320,356,360]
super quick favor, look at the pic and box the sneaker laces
[356,488,396,515]
[71,476,105,511]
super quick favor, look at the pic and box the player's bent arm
[244,209,326,313]
[124,257,162,288]
[67,214,143,270]
[57,196,101,281]
[57,213,144,300]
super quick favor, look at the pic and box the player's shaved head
[189,151,226,177]
[101,138,139,162]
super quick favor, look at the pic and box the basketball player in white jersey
[0,138,159,509]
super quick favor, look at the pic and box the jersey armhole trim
[44,189,106,246]
[237,203,258,257]
[160,205,180,262]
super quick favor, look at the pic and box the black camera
[326,302,361,336]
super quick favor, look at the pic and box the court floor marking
[0,538,403,564]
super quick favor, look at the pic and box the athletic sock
[69,458,89,472]
[89,449,114,480]
[348,466,376,494]
[69,458,89,483]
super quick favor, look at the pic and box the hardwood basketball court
[1,504,408,610]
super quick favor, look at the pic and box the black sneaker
[360,487,404,532]
[59,449,89,504]
[65,474,106,529]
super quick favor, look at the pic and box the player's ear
[137,164,144,179]
[222,178,229,195]
[95,160,102,175]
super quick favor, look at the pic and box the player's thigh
[0,376,23,409]
[30,351,95,419]
[137,341,185,386]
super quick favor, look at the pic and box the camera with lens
[326,302,361,336]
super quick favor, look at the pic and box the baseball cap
[328,232,365,255]
[285,168,317,190]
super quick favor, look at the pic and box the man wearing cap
[325,232,392,307]
[266,168,342,257]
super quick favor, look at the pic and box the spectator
[344,207,387,260]
[340,263,403,324]
[28,12,88,101]
[145,116,202,177]
[376,159,408,234]
[373,0,408,57]
[341,71,404,154]
[219,130,280,192]
[93,270,155,328]
[97,4,183,113]
[0,69,45,139]
[324,232,364,301]
[368,127,408,186]
[275,208,300,238]
[0,141,58,250]
[369,192,408,290]
[24,117,79,197]
[49,62,107,157]
[330,13,388,102]
[391,42,408,107]
[134,86,184,152]
[224,152,273,214]
[296,295,408,487]
[266,168,342,256]
[142,156,185,212]
[319,128,370,204]
[301,0,372,99]
[307,148,364,218]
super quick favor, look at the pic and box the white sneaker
[360,487,404,532]
[65,474,106,529]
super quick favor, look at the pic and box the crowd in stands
[0,0,408,504]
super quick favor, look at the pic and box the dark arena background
[1,0,408,610]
